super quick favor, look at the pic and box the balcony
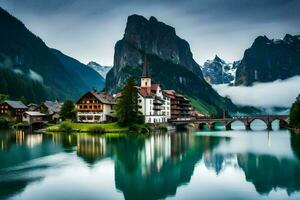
[153,97,164,105]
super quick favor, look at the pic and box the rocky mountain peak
[112,14,202,80]
[202,56,236,85]
[213,55,225,64]
[235,34,300,85]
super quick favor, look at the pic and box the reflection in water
[291,133,300,161]
[238,153,300,195]
[0,129,300,200]
[77,135,106,164]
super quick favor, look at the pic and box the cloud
[213,76,300,108]
[29,69,43,83]
[13,68,23,74]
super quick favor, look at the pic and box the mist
[213,76,300,108]
[29,69,43,83]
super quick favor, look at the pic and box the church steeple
[141,56,151,87]
[142,56,150,78]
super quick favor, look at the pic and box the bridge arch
[198,122,209,130]
[226,119,247,130]
[270,118,289,129]
[248,118,269,130]
[210,121,226,130]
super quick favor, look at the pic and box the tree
[116,77,142,126]
[290,94,300,128]
[60,100,76,120]
[0,94,9,103]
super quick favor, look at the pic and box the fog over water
[213,76,300,108]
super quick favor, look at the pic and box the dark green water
[1,121,300,200]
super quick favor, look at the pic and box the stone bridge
[170,115,289,131]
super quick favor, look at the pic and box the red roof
[138,87,154,97]
[138,84,161,98]
[151,84,160,91]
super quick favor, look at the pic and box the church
[137,58,171,124]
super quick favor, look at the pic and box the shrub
[159,124,168,132]
[88,126,106,134]
[59,121,73,133]
[140,126,149,134]
[0,116,11,129]
[129,124,139,133]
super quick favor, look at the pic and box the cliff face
[235,34,300,86]
[111,15,202,83]
[106,15,238,115]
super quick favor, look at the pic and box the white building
[76,91,116,123]
[137,58,171,124]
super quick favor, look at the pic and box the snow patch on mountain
[201,55,238,85]
[87,61,111,78]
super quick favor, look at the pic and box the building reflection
[77,135,107,164]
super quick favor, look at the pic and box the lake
[1,121,300,200]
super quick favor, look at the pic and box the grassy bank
[47,122,128,133]
[46,122,150,134]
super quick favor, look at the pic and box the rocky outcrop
[110,15,202,83]
[235,34,300,85]
[202,55,237,84]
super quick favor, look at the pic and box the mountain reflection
[1,130,300,199]
[238,153,300,195]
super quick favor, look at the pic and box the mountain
[112,14,203,79]
[235,34,300,86]
[87,61,111,78]
[51,50,105,90]
[106,15,238,115]
[202,55,238,85]
[0,7,104,103]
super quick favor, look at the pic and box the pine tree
[60,100,76,121]
[116,77,142,126]
[290,94,300,128]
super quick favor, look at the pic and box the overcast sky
[0,0,299,66]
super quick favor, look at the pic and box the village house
[22,111,47,124]
[137,58,171,124]
[163,90,192,121]
[76,91,116,123]
[0,100,28,122]
[35,100,63,123]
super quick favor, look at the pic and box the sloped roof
[24,111,46,116]
[91,91,116,105]
[5,100,28,109]
[43,101,63,114]
[138,87,154,98]
[163,90,176,99]
[151,84,160,91]
[77,91,116,105]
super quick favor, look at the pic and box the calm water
[1,121,300,200]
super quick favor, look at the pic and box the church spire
[141,55,151,88]
[142,56,150,78]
